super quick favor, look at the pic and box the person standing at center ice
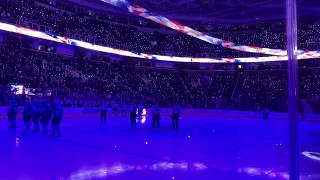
[129,102,137,126]
[23,98,33,131]
[40,97,52,134]
[113,102,119,116]
[100,101,108,123]
[51,97,63,138]
[151,102,161,128]
[7,95,18,130]
[32,97,41,132]
[121,103,127,116]
[171,103,181,130]
[137,102,144,121]
[263,107,270,120]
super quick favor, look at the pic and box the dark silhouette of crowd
[1,0,320,58]
[0,0,320,114]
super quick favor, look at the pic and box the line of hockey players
[7,94,64,138]
[100,101,181,130]
[7,95,180,134]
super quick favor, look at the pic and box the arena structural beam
[286,0,299,179]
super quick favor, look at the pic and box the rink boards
[0,107,319,122]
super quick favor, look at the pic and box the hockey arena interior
[0,0,319,179]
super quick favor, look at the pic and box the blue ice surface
[0,115,319,180]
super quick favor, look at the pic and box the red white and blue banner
[100,0,320,58]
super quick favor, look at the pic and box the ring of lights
[302,151,320,161]
[0,22,319,63]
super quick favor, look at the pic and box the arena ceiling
[127,0,319,22]
[65,0,320,23]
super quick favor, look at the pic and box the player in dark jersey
[51,97,63,138]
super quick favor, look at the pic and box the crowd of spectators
[1,36,320,113]
[1,0,320,59]
[0,37,188,108]
[0,0,320,113]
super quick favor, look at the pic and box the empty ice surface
[0,115,319,180]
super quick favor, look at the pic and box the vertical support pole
[286,0,299,179]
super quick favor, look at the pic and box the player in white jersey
[137,103,144,121]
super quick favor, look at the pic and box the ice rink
[0,114,319,180]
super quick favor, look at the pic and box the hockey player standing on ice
[23,98,33,131]
[51,97,63,138]
[171,103,181,130]
[121,103,127,116]
[137,102,144,121]
[263,107,270,120]
[151,102,161,128]
[113,102,119,116]
[39,97,53,134]
[32,97,41,132]
[129,102,137,126]
[8,95,18,130]
[100,101,108,123]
